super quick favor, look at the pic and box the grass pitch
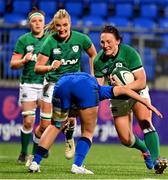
[0,143,168,179]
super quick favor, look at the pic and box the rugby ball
[111,66,134,85]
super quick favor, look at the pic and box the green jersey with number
[14,32,48,84]
[94,44,142,78]
[40,30,92,82]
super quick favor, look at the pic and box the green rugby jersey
[94,44,142,78]
[40,30,92,82]
[14,32,48,84]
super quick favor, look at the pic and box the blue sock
[33,146,48,165]
[74,137,91,166]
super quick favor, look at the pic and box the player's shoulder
[71,30,88,38]
[18,32,31,41]
[120,43,138,53]
[94,50,104,63]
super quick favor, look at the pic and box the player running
[10,7,47,165]
[33,9,97,160]
[94,25,168,174]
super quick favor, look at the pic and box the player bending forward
[29,72,162,174]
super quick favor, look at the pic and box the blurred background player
[94,25,168,174]
[28,72,162,174]
[33,9,97,160]
[10,7,47,164]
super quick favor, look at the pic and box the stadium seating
[1,0,168,82]
[115,3,133,18]
[106,17,130,28]
[13,0,32,14]
[65,2,83,17]
[89,31,101,50]
[82,16,105,26]
[9,29,28,44]
[133,18,156,29]
[159,18,168,29]
[0,1,5,14]
[139,4,158,19]
[143,48,156,81]
[4,13,27,25]
[88,2,108,18]
[38,0,57,16]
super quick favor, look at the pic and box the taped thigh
[22,109,35,117]
[40,112,52,121]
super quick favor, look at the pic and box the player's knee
[22,110,35,129]
[39,121,50,133]
[120,135,134,147]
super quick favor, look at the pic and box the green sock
[32,134,40,155]
[21,129,32,154]
[131,135,148,152]
[32,142,38,155]
[144,131,160,162]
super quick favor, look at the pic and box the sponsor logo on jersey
[26,45,34,52]
[72,45,79,52]
[53,48,61,54]
[61,58,78,65]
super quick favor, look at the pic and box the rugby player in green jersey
[10,7,47,165]
[34,9,97,160]
[94,25,168,174]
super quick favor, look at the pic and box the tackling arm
[113,86,163,118]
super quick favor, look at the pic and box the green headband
[29,12,44,21]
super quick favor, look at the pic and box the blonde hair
[45,9,71,33]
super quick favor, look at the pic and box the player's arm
[125,68,146,91]
[85,44,97,76]
[34,53,62,74]
[113,86,163,118]
[10,51,33,69]
[96,77,105,86]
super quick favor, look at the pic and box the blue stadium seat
[89,2,108,18]
[107,17,130,27]
[143,48,156,81]
[4,13,27,25]
[81,52,90,74]
[3,47,21,78]
[89,31,100,51]
[45,15,52,24]
[38,0,57,16]
[82,16,105,26]
[121,33,131,44]
[164,6,168,18]
[159,18,168,29]
[137,0,166,5]
[115,3,133,18]
[159,34,168,48]
[65,2,83,17]
[9,29,28,44]
[13,0,32,14]
[0,0,5,14]
[109,0,135,4]
[133,18,156,29]
[140,4,158,19]
[71,16,81,26]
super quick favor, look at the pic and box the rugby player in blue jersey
[29,72,162,174]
